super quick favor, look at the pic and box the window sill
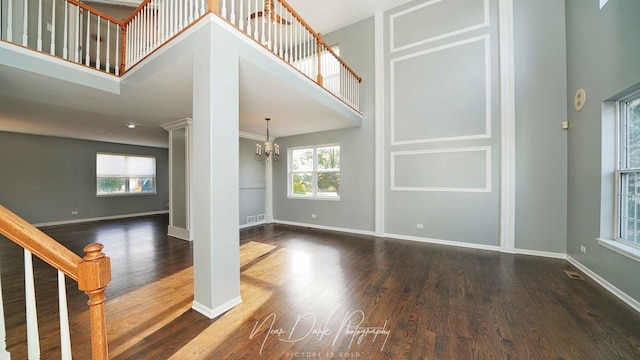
[97,192,157,197]
[597,238,640,263]
[287,196,340,201]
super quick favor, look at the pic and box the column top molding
[162,118,193,131]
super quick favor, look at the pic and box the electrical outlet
[71,210,78,215]
[257,214,265,221]
[416,224,423,229]
[247,215,256,223]
[580,245,586,254]
[311,214,317,218]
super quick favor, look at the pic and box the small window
[616,91,640,247]
[96,153,156,196]
[289,145,340,200]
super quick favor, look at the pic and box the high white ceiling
[0,0,413,147]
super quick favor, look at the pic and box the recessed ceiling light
[127,124,136,129]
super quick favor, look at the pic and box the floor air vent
[564,270,584,280]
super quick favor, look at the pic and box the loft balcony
[0,0,363,145]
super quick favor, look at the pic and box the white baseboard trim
[272,220,377,237]
[33,210,169,228]
[385,232,502,252]
[168,225,192,241]
[239,220,266,229]
[192,296,242,319]
[514,248,567,259]
[566,255,640,314]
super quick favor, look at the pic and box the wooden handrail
[68,0,124,26]
[0,204,111,360]
[276,0,362,83]
[123,0,154,26]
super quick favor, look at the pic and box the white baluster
[63,1,68,59]
[173,0,178,35]
[267,3,271,49]
[239,0,244,31]
[85,12,91,66]
[221,0,227,19]
[278,3,283,57]
[96,16,101,70]
[24,250,41,360]
[260,1,265,45]
[253,0,258,40]
[230,0,236,24]
[22,0,28,46]
[179,0,184,31]
[50,0,56,55]
[0,267,10,358]
[37,0,43,51]
[6,0,13,42]
[58,271,72,360]
[106,21,111,73]
[74,6,80,62]
[115,24,120,75]
[189,0,194,24]
[246,0,252,36]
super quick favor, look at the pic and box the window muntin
[617,92,640,247]
[96,153,156,196]
[289,145,340,199]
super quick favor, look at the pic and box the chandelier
[255,118,279,161]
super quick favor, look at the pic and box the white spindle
[181,0,187,30]
[238,0,244,31]
[115,26,120,75]
[278,4,283,57]
[85,12,91,66]
[37,0,43,51]
[6,0,13,42]
[260,2,265,45]
[24,250,41,359]
[63,1,68,59]
[22,0,28,46]
[221,0,227,19]
[50,0,56,55]
[58,271,72,359]
[189,0,194,24]
[253,0,258,40]
[106,21,111,73]
[74,7,80,62]
[96,16,101,70]
[246,0,252,36]
[0,268,10,358]
[230,0,236,24]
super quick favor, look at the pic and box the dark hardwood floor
[1,215,640,359]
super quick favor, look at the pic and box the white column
[191,21,241,319]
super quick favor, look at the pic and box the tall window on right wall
[617,91,640,247]
[288,145,340,200]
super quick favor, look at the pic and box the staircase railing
[1,0,361,110]
[0,205,111,360]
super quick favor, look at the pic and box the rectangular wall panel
[391,0,489,52]
[391,147,491,192]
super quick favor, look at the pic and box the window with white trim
[96,153,156,196]
[288,145,340,199]
[616,91,640,247]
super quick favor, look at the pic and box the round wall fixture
[574,88,586,111]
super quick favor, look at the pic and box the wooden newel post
[316,33,323,86]
[208,0,220,14]
[78,243,111,360]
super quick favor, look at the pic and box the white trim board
[566,255,640,314]
[192,296,242,320]
[239,220,266,230]
[390,35,491,146]
[33,210,169,228]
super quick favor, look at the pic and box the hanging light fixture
[255,118,280,161]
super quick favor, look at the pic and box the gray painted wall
[513,0,568,253]
[384,0,501,245]
[170,128,188,228]
[0,131,169,224]
[565,0,640,302]
[273,17,376,232]
[239,137,265,225]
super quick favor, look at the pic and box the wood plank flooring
[1,215,639,359]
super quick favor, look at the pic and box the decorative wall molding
[192,296,243,320]
[390,146,491,192]
[375,11,385,235]
[390,35,491,145]
[390,0,490,53]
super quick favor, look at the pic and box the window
[289,145,340,199]
[96,153,156,196]
[617,91,640,247]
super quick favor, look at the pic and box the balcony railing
[0,0,362,111]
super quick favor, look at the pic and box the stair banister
[0,204,111,360]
